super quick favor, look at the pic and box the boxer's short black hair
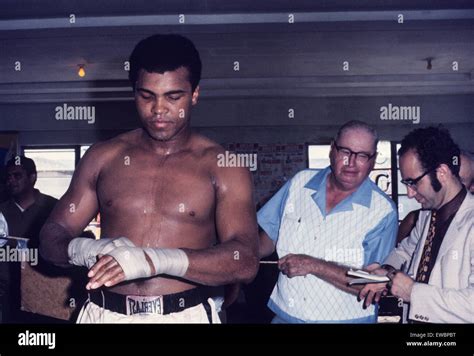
[129,34,202,92]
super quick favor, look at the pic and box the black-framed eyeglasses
[333,142,376,164]
[400,167,436,189]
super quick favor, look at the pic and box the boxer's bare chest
[96,146,217,248]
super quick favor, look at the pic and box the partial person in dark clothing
[0,156,57,247]
[396,209,420,245]
[0,156,58,322]
[460,150,474,194]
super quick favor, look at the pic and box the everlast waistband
[89,287,216,315]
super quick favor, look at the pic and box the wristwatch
[381,264,397,274]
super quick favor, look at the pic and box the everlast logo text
[126,296,163,315]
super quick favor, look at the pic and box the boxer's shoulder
[83,130,139,161]
[191,135,253,190]
[186,133,225,166]
[76,133,138,188]
[190,133,223,155]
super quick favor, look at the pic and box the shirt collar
[435,187,467,223]
[304,166,373,209]
[304,167,329,191]
[11,189,46,211]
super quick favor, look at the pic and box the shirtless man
[39,34,259,323]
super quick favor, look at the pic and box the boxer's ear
[191,86,200,106]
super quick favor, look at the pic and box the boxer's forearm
[182,238,259,286]
[92,237,259,287]
[39,221,74,267]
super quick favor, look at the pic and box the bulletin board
[223,143,307,207]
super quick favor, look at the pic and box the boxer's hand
[86,250,155,289]
[86,246,189,289]
[98,236,135,256]
[68,236,134,268]
[86,254,126,289]
[86,247,153,289]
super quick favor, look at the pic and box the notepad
[347,269,390,285]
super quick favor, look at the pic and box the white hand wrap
[144,248,189,277]
[106,247,189,281]
[68,236,135,268]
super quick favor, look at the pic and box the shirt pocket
[278,212,304,254]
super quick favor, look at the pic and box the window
[80,145,90,158]
[24,148,75,199]
[370,140,392,196]
[24,145,100,238]
[396,143,421,220]
[308,145,331,169]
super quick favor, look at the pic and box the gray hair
[334,120,379,152]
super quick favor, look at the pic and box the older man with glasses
[257,120,398,323]
[359,126,473,323]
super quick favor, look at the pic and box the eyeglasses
[333,142,376,164]
[400,168,436,190]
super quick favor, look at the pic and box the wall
[1,94,472,150]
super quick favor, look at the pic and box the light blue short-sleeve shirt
[257,167,398,323]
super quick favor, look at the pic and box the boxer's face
[134,67,199,142]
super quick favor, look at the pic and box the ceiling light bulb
[426,58,433,70]
[78,65,86,77]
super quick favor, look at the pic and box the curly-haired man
[359,126,473,323]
